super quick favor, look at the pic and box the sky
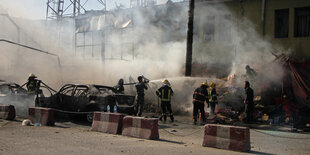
[0,0,172,20]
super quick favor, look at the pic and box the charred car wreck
[35,84,136,122]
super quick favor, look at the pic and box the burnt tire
[86,112,94,123]
[85,106,100,123]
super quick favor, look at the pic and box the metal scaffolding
[46,0,107,19]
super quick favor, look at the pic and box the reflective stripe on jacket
[156,85,174,102]
[209,88,218,102]
[27,79,40,94]
[193,87,208,103]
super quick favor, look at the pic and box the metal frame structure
[46,0,107,20]
[130,0,157,8]
[46,0,169,62]
[74,14,135,61]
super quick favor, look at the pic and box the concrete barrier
[203,124,250,152]
[0,105,16,120]
[122,116,159,140]
[28,107,55,126]
[90,112,125,134]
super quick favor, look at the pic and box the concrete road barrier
[0,105,16,120]
[203,124,250,152]
[28,107,55,126]
[122,116,159,140]
[91,112,125,134]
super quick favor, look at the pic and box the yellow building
[194,0,310,61]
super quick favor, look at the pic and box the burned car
[0,81,28,97]
[35,84,136,122]
[0,81,36,117]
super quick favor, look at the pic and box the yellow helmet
[210,82,215,88]
[29,73,37,78]
[201,82,208,87]
[163,79,169,84]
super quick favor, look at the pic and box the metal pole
[261,0,266,38]
[78,0,81,14]
[185,0,195,76]
[46,0,50,20]
[73,0,76,16]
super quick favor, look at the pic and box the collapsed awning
[289,61,310,108]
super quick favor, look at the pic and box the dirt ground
[1,116,310,155]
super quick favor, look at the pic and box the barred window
[275,9,289,38]
[294,7,310,37]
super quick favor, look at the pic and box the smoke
[0,1,286,116]
[192,2,285,87]
[144,77,231,114]
[0,93,35,117]
[0,0,45,20]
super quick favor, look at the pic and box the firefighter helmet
[29,73,37,78]
[201,82,208,87]
[210,82,215,88]
[163,79,169,84]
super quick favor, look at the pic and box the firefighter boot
[170,115,174,122]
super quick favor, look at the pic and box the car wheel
[85,106,99,123]
[86,112,94,123]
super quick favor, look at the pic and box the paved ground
[0,116,310,155]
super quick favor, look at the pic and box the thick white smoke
[0,1,286,116]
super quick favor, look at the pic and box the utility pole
[185,0,195,76]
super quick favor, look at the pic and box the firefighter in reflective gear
[114,79,125,94]
[209,82,218,115]
[26,73,41,95]
[192,82,209,125]
[135,76,148,116]
[156,79,174,122]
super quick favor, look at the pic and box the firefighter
[26,73,41,95]
[244,81,254,123]
[114,78,124,94]
[156,79,174,122]
[135,76,148,117]
[193,82,209,125]
[209,82,218,115]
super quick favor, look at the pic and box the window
[203,16,215,42]
[219,15,232,41]
[294,7,310,37]
[275,9,289,38]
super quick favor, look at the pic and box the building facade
[195,0,310,61]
